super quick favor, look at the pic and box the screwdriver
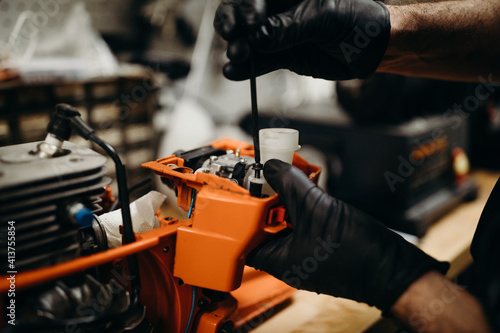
[249,51,264,197]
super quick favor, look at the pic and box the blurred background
[1,0,500,235]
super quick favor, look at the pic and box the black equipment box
[241,111,477,236]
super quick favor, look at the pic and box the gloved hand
[214,0,391,81]
[247,159,449,312]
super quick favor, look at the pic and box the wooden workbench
[250,170,500,333]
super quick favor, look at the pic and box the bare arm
[391,271,492,332]
[378,0,500,82]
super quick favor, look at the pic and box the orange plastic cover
[142,138,321,291]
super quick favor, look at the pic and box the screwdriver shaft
[250,52,262,177]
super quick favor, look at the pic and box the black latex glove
[247,159,449,312]
[214,0,391,81]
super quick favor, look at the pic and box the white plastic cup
[259,128,300,164]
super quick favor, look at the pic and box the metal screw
[198,298,208,308]
[163,247,169,253]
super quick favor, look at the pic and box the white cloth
[100,191,167,248]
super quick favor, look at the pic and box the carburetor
[199,150,254,185]
[170,146,257,190]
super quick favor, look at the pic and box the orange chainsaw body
[0,138,320,332]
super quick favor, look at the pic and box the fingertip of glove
[223,63,249,81]
[214,6,236,40]
[264,159,293,194]
[223,53,283,80]
[227,38,250,63]
[264,159,289,177]
[238,0,267,28]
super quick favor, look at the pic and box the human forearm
[391,271,492,332]
[379,0,500,82]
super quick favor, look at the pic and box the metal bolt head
[198,298,208,308]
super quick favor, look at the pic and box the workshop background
[1,0,500,331]
[2,0,500,232]
[0,0,338,200]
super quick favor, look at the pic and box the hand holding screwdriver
[214,0,391,81]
